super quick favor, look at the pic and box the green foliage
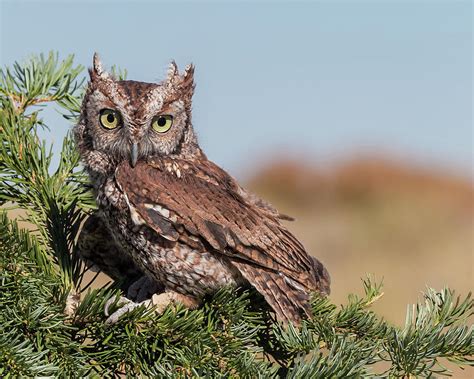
[0,52,472,377]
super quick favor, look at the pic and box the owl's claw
[104,291,199,325]
[104,295,153,324]
[104,295,131,318]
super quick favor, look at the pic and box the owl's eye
[152,115,173,133]
[99,109,121,130]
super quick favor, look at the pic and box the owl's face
[79,54,196,168]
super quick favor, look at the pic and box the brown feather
[116,158,314,276]
[115,156,329,323]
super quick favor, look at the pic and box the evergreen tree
[0,52,472,377]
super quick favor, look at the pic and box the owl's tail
[310,256,331,296]
[232,257,330,325]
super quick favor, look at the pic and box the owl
[74,54,330,325]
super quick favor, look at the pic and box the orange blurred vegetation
[247,156,473,326]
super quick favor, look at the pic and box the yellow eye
[99,109,121,129]
[152,115,173,133]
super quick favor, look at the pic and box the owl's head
[76,53,198,172]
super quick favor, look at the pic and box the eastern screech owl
[74,54,330,324]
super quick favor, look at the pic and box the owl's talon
[104,295,132,317]
[105,296,154,324]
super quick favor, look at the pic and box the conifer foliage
[0,53,472,377]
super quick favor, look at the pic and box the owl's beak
[130,142,138,168]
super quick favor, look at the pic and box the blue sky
[1,0,472,178]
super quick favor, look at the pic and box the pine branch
[0,52,93,289]
[0,213,89,376]
[381,288,473,377]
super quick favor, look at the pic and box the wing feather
[115,157,323,298]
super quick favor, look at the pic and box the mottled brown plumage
[75,54,330,324]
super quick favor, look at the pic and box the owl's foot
[105,275,160,324]
[104,296,145,324]
[104,291,199,324]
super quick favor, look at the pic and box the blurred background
[1,1,472,326]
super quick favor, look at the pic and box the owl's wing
[115,158,329,323]
[235,184,295,221]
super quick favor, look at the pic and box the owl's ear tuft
[89,52,110,82]
[165,61,195,102]
[180,63,195,103]
[166,61,179,82]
